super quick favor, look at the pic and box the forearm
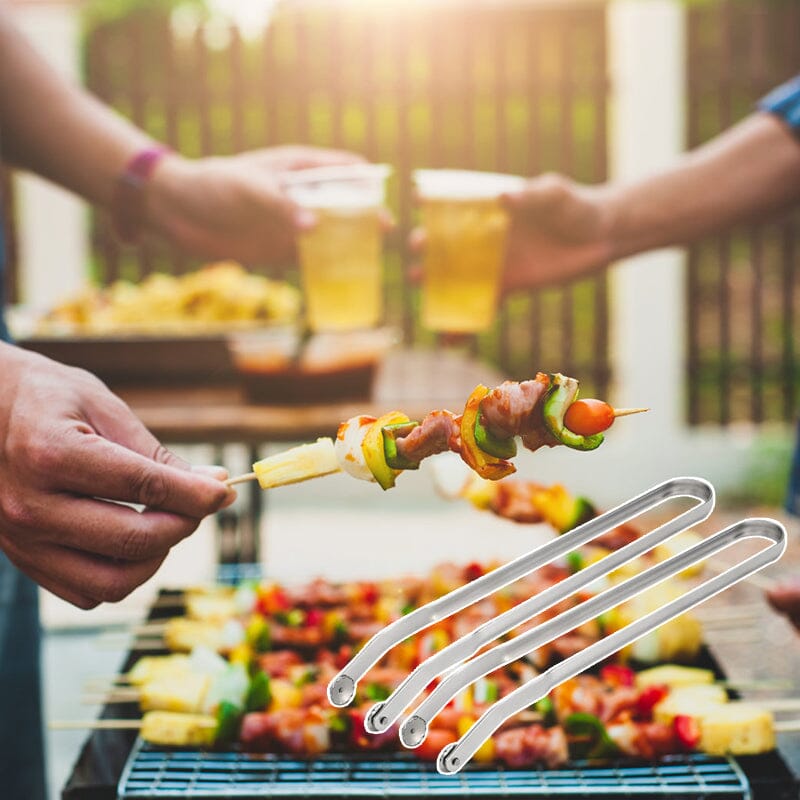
[0,5,154,207]
[606,113,800,259]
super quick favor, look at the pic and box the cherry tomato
[414,728,458,761]
[673,714,701,750]
[564,399,615,436]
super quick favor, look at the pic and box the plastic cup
[283,164,391,332]
[414,169,526,333]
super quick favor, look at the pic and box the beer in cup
[414,169,525,333]
[284,164,391,332]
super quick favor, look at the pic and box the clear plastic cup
[283,164,391,332]
[414,169,526,333]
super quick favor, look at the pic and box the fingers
[86,393,191,471]
[40,430,233,517]
[268,145,367,171]
[500,173,572,217]
[16,541,165,607]
[766,579,800,615]
[4,492,203,561]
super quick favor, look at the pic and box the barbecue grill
[60,590,800,800]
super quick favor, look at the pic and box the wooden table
[115,348,504,574]
[116,348,503,444]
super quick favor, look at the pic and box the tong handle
[437,517,786,774]
[329,477,714,707]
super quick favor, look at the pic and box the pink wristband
[112,145,172,243]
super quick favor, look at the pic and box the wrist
[142,153,197,241]
[111,146,174,243]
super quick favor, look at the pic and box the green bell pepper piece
[364,682,392,702]
[245,671,271,712]
[215,700,243,746]
[563,712,620,759]
[543,374,604,451]
[533,696,556,726]
[566,551,585,573]
[382,421,421,470]
[474,407,517,460]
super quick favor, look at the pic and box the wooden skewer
[720,678,794,692]
[758,698,800,713]
[49,719,142,731]
[773,719,800,733]
[131,622,169,636]
[225,472,256,488]
[612,407,649,418]
[82,691,141,705]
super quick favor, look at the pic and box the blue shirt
[759,74,800,137]
[760,75,800,514]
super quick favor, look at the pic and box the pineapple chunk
[253,438,341,489]
[140,711,217,747]
[653,684,729,725]
[635,664,715,690]
[127,654,191,686]
[185,593,238,622]
[696,703,775,755]
[140,672,211,713]
[164,618,225,653]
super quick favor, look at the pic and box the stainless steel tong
[326,477,786,774]
[328,477,714,708]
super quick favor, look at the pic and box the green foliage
[723,434,793,508]
[82,0,205,28]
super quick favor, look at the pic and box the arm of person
[0,4,362,262]
[502,108,800,290]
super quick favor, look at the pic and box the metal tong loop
[433,516,786,774]
[328,477,714,707]
[368,479,717,734]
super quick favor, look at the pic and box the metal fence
[82,0,612,396]
[686,0,800,425]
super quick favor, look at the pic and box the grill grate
[117,741,751,799]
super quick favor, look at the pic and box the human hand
[500,173,617,291]
[0,344,234,609]
[146,145,365,264]
[766,578,800,632]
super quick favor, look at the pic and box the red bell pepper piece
[600,664,636,688]
[673,714,701,750]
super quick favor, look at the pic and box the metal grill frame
[118,744,751,799]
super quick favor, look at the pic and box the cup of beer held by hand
[283,164,391,332]
[414,169,526,333]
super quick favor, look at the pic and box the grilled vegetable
[473,407,517,460]
[460,385,516,480]
[362,412,413,490]
[382,421,421,471]
[543,374,604,451]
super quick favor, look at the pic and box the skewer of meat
[225,374,647,491]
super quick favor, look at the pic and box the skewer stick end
[225,472,257,488]
[613,407,650,418]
